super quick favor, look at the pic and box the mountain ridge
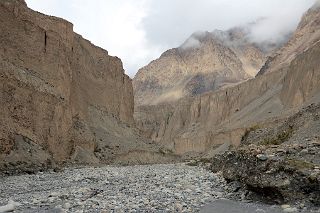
[133,25,278,106]
[134,1,320,156]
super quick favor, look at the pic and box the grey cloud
[25,0,317,77]
[180,36,201,50]
[142,0,315,52]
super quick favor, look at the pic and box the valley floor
[0,164,318,213]
[0,164,223,212]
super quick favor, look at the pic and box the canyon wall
[0,0,173,173]
[135,2,320,156]
[137,41,320,156]
[136,69,285,153]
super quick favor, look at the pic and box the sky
[25,0,316,77]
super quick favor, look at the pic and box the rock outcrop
[210,103,320,206]
[133,28,270,106]
[0,0,176,174]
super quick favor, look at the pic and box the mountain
[133,27,275,106]
[258,1,320,75]
[0,0,175,174]
[134,2,320,204]
[135,1,320,156]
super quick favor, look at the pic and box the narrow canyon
[0,0,319,212]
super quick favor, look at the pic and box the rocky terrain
[0,164,226,212]
[132,0,320,208]
[0,164,319,213]
[2,163,316,213]
[1,0,320,212]
[133,27,273,106]
[211,103,320,207]
[0,0,177,175]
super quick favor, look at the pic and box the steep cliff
[135,2,320,156]
[133,28,268,106]
[0,0,175,173]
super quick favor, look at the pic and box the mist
[26,0,316,77]
[180,37,201,50]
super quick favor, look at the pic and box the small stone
[276,149,286,153]
[175,203,183,211]
[49,192,60,197]
[63,202,71,209]
[256,154,268,161]
[48,197,56,203]
[281,204,291,209]
[0,200,21,213]
[283,207,298,212]
[281,205,298,212]
[32,199,40,204]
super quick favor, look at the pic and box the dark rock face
[211,151,320,205]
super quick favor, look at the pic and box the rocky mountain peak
[133,26,272,106]
[179,27,249,51]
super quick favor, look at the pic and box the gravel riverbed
[0,164,227,212]
[1,163,318,213]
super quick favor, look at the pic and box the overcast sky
[26,0,315,77]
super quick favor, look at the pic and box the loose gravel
[0,164,226,212]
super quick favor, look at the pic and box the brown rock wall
[0,0,138,170]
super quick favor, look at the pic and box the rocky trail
[1,164,317,213]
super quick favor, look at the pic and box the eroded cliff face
[0,0,174,173]
[169,41,320,155]
[133,28,268,106]
[135,3,320,156]
[136,69,285,154]
[280,41,320,107]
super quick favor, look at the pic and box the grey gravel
[1,164,315,213]
[0,164,226,212]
